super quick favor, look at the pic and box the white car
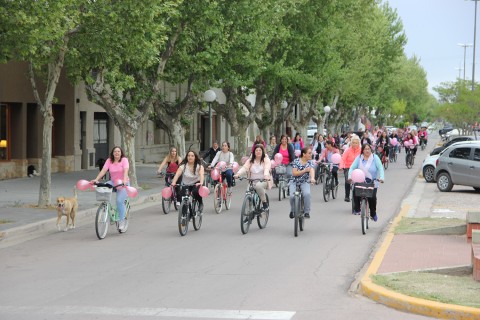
[422,153,439,182]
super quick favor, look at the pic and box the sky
[386,0,477,96]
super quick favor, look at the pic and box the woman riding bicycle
[91,146,130,231]
[317,140,340,186]
[157,146,182,186]
[266,135,277,159]
[210,141,235,193]
[403,132,418,157]
[171,150,205,213]
[376,131,390,159]
[289,147,316,219]
[348,144,384,221]
[251,135,267,154]
[293,133,304,151]
[339,135,361,202]
[273,134,296,181]
[234,144,272,211]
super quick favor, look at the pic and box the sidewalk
[0,160,479,318]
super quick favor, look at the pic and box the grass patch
[372,272,480,308]
[395,217,465,234]
[0,219,12,225]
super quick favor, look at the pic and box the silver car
[434,141,480,192]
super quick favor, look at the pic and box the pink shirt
[104,157,129,182]
[278,145,290,165]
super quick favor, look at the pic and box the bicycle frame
[293,182,305,237]
[240,178,269,234]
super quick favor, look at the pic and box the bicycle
[419,137,426,151]
[405,147,415,169]
[239,177,270,234]
[275,165,289,201]
[352,181,376,235]
[201,159,214,190]
[376,146,389,170]
[292,181,306,237]
[314,162,325,184]
[176,183,202,236]
[93,182,131,240]
[159,172,178,214]
[388,145,397,163]
[321,162,338,202]
[212,169,233,213]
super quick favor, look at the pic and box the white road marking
[0,305,295,319]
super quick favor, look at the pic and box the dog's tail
[73,187,78,199]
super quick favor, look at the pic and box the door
[93,113,109,163]
[447,147,472,185]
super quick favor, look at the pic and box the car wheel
[474,187,480,193]
[437,172,453,192]
[423,165,435,183]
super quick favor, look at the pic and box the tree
[1,0,81,206]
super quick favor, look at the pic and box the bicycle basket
[354,183,375,198]
[95,187,113,201]
[275,166,287,175]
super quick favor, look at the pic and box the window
[474,149,480,162]
[448,147,471,160]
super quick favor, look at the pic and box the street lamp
[458,43,472,81]
[281,101,288,134]
[324,105,331,135]
[203,89,216,147]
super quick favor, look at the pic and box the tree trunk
[120,125,138,188]
[234,128,249,159]
[38,110,54,206]
[169,118,186,157]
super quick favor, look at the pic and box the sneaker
[372,214,378,222]
[289,211,294,219]
[118,219,126,231]
[262,202,269,211]
[198,203,204,213]
[352,211,360,215]
[176,202,180,207]
[304,213,310,219]
[344,197,350,202]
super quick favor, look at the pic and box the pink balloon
[270,160,277,169]
[216,161,226,170]
[409,139,413,145]
[351,169,366,183]
[241,156,249,164]
[126,186,138,198]
[76,179,91,191]
[232,161,240,173]
[391,138,398,146]
[211,168,220,180]
[294,150,301,157]
[404,141,410,147]
[274,153,283,164]
[161,187,172,199]
[198,186,210,198]
[331,153,341,165]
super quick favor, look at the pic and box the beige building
[0,62,260,180]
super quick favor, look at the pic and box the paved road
[0,146,434,319]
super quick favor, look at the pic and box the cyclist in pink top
[339,135,361,202]
[91,146,130,231]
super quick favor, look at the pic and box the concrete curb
[404,224,467,236]
[0,192,163,249]
[358,204,480,319]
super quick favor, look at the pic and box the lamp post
[203,89,216,147]
[458,43,473,81]
[470,0,479,90]
[324,105,331,135]
[280,101,288,135]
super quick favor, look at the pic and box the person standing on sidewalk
[340,135,361,202]
[91,146,130,231]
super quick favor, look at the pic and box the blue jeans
[289,181,311,214]
[107,180,129,221]
[223,169,234,187]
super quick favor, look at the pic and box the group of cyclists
[92,124,428,233]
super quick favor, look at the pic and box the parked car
[307,124,318,139]
[430,136,477,155]
[434,141,480,192]
[439,124,454,136]
[422,154,439,182]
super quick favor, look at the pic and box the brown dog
[56,188,78,232]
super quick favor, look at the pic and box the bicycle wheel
[278,179,284,201]
[162,196,172,214]
[383,156,389,170]
[299,195,304,232]
[315,166,321,185]
[323,176,331,202]
[406,154,413,169]
[240,194,253,234]
[192,200,202,231]
[361,198,368,235]
[257,194,269,229]
[213,184,223,213]
[394,152,397,162]
[95,203,109,240]
[294,194,300,237]
[119,200,131,233]
[332,178,338,199]
[225,184,232,210]
[178,202,189,236]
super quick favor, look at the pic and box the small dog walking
[56,188,78,232]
